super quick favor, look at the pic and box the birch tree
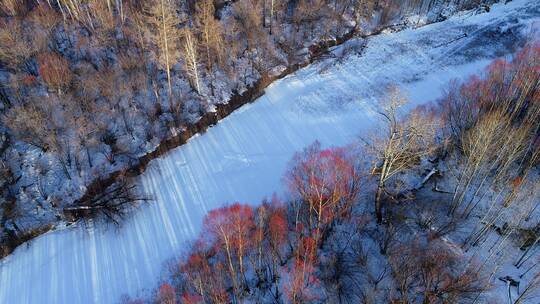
[144,0,181,96]
[50,0,84,21]
[194,0,225,70]
[181,27,201,94]
[367,87,435,223]
[286,142,361,245]
[265,0,283,35]
[202,203,256,302]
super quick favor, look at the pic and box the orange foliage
[37,52,72,93]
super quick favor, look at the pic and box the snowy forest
[0,0,491,259]
[133,42,540,303]
[0,0,539,303]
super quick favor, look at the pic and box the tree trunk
[375,183,383,223]
[270,0,274,35]
[160,0,172,97]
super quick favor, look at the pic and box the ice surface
[1,0,539,302]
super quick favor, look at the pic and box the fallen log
[414,168,439,190]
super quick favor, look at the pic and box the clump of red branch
[144,143,485,304]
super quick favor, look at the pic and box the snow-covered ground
[1,1,539,303]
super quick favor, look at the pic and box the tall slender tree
[144,0,181,97]
[367,88,435,223]
[181,27,201,94]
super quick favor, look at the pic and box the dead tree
[64,179,151,225]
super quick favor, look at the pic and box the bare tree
[353,0,377,26]
[64,179,150,225]
[52,0,84,21]
[144,0,181,96]
[28,2,60,34]
[181,27,202,94]
[389,239,487,303]
[232,0,265,51]
[0,19,42,71]
[83,0,117,33]
[4,93,75,180]
[265,0,284,35]
[3,103,49,151]
[37,52,73,95]
[194,0,225,70]
[0,0,22,16]
[366,87,435,223]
